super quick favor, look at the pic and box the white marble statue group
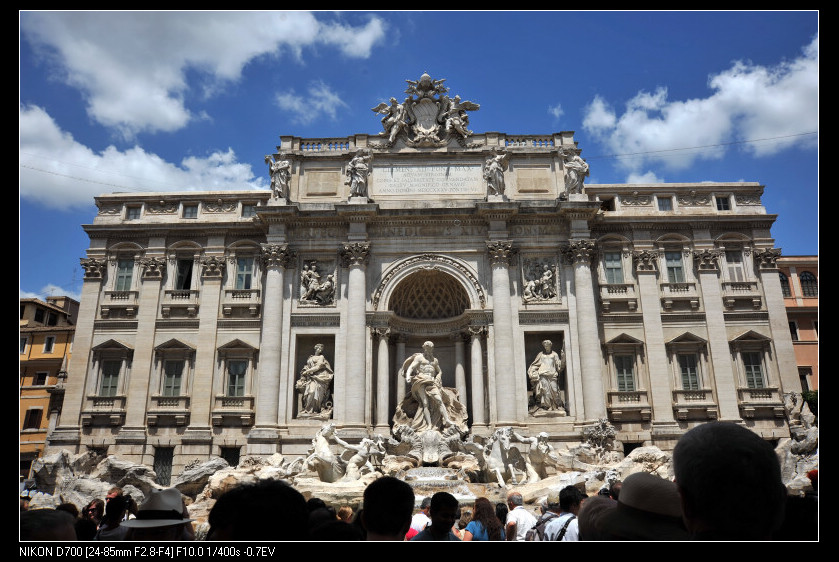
[291,338,570,485]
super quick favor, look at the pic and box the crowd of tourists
[20,422,818,542]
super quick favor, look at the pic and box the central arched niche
[389,269,470,320]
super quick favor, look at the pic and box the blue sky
[20,11,818,302]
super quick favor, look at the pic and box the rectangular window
[23,408,43,430]
[20,337,27,354]
[34,308,45,323]
[227,360,247,397]
[100,360,121,397]
[126,206,141,220]
[743,352,765,389]
[716,196,731,211]
[183,204,198,219]
[242,204,256,218]
[115,258,134,291]
[43,336,55,354]
[725,250,745,282]
[789,322,799,341]
[678,354,700,390]
[665,251,685,283]
[798,368,812,392]
[153,447,174,486]
[614,355,635,392]
[162,360,184,396]
[604,252,624,284]
[175,259,193,291]
[657,197,673,211]
[235,257,254,290]
[34,372,48,386]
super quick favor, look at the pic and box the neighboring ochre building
[777,256,818,391]
[20,296,78,479]
[46,75,803,478]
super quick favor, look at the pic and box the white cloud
[583,33,818,174]
[19,105,266,210]
[548,103,564,120]
[626,170,664,184]
[275,81,349,125]
[20,285,81,302]
[21,12,386,137]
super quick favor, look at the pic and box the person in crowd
[206,480,308,541]
[526,490,562,541]
[410,496,432,533]
[673,421,787,540]
[410,492,462,541]
[361,476,415,541]
[337,505,354,523]
[121,488,195,541]
[95,494,129,540]
[505,491,537,541]
[576,495,617,540]
[56,503,79,518]
[543,485,586,541]
[20,509,77,541]
[82,498,105,528]
[495,501,509,534]
[463,497,504,541]
[598,472,688,540]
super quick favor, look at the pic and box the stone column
[375,327,391,431]
[692,249,740,420]
[46,257,105,450]
[755,248,800,391]
[563,240,606,420]
[487,240,517,424]
[395,334,407,406]
[633,250,676,423]
[118,255,165,457]
[453,333,467,405]
[341,242,370,425]
[469,326,487,426]
[250,244,293,451]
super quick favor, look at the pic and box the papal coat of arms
[371,72,480,148]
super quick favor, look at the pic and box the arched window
[779,272,791,297]
[800,271,818,297]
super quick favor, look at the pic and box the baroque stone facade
[47,75,799,476]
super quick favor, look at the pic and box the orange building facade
[777,256,818,391]
[19,296,78,480]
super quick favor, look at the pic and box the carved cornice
[633,250,659,272]
[97,204,122,215]
[486,240,515,266]
[734,193,763,206]
[146,201,178,214]
[340,242,371,267]
[80,258,106,279]
[693,249,721,271]
[561,239,596,265]
[140,257,167,279]
[260,243,296,269]
[753,248,782,270]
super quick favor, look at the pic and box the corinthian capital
[486,240,515,266]
[632,250,659,272]
[260,243,295,269]
[140,257,167,278]
[693,249,721,271]
[200,255,226,278]
[562,239,597,265]
[340,242,371,267]
[753,248,782,270]
[80,257,106,279]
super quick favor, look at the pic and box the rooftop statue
[265,154,291,201]
[562,149,590,195]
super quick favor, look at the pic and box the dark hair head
[208,480,308,541]
[430,492,459,513]
[673,422,786,539]
[420,496,432,510]
[559,486,586,512]
[363,476,415,537]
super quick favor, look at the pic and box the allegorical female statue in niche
[527,339,566,415]
[296,344,334,417]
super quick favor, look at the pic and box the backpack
[553,515,576,541]
[525,512,558,541]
